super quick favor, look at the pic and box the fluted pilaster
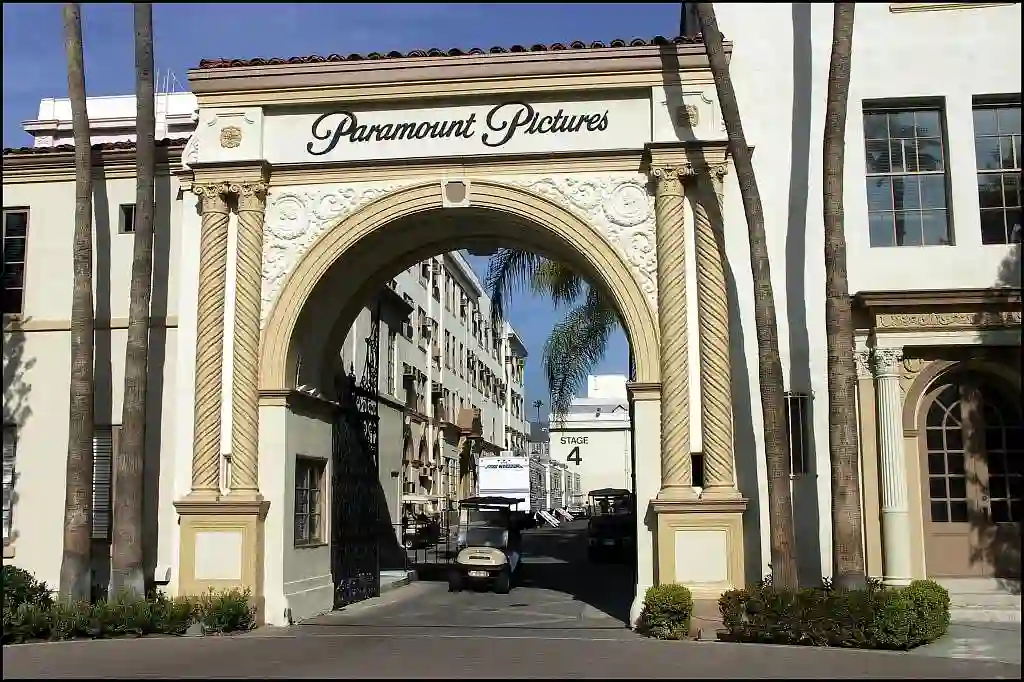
[190,182,231,498]
[229,181,268,497]
[691,165,738,497]
[872,346,912,584]
[653,166,695,496]
[873,348,908,515]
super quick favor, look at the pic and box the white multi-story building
[548,375,633,498]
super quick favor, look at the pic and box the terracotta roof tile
[196,35,704,70]
[3,138,186,157]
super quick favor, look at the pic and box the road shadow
[366,519,636,627]
[515,521,636,624]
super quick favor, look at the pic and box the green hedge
[718,578,950,650]
[636,583,694,640]
[2,565,257,645]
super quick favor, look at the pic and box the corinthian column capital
[872,347,904,378]
[650,166,690,196]
[230,180,269,199]
[192,182,231,213]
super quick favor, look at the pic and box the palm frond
[484,248,544,326]
[542,285,620,422]
[530,260,585,309]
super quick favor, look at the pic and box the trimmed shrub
[718,579,950,650]
[903,579,951,647]
[636,583,694,640]
[2,569,257,645]
[1,565,54,610]
[195,588,256,634]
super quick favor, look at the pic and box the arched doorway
[918,368,1022,579]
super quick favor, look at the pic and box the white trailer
[476,456,531,513]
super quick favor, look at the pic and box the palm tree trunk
[823,3,866,588]
[111,2,155,598]
[59,1,96,602]
[693,3,800,590]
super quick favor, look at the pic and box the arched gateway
[173,38,748,626]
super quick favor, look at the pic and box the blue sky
[2,2,682,410]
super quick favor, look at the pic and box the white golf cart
[448,496,524,594]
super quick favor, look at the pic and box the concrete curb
[379,571,416,596]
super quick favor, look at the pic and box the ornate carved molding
[219,126,243,149]
[192,181,231,200]
[260,175,663,325]
[872,347,904,376]
[231,181,269,198]
[505,174,659,313]
[182,132,199,170]
[874,310,1022,330]
[855,349,873,379]
[261,181,422,320]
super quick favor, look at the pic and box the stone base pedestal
[652,497,747,599]
[174,496,270,623]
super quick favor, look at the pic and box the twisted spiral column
[229,181,268,498]
[190,182,231,498]
[653,166,695,496]
[691,166,739,497]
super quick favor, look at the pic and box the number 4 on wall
[567,446,581,465]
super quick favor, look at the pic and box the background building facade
[547,375,633,498]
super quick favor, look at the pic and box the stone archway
[176,148,749,628]
[258,179,660,394]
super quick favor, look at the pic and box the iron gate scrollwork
[331,302,384,609]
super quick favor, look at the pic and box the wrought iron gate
[330,303,383,609]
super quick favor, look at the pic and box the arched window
[920,371,1022,578]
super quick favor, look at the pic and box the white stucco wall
[712,1,1022,581]
[2,172,183,588]
[280,408,333,624]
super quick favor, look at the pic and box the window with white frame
[863,105,952,247]
[973,101,1022,245]
[2,208,28,316]
[2,425,16,544]
[294,457,325,546]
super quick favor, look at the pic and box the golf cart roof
[588,488,632,497]
[458,496,525,508]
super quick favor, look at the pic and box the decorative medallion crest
[219,126,243,149]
